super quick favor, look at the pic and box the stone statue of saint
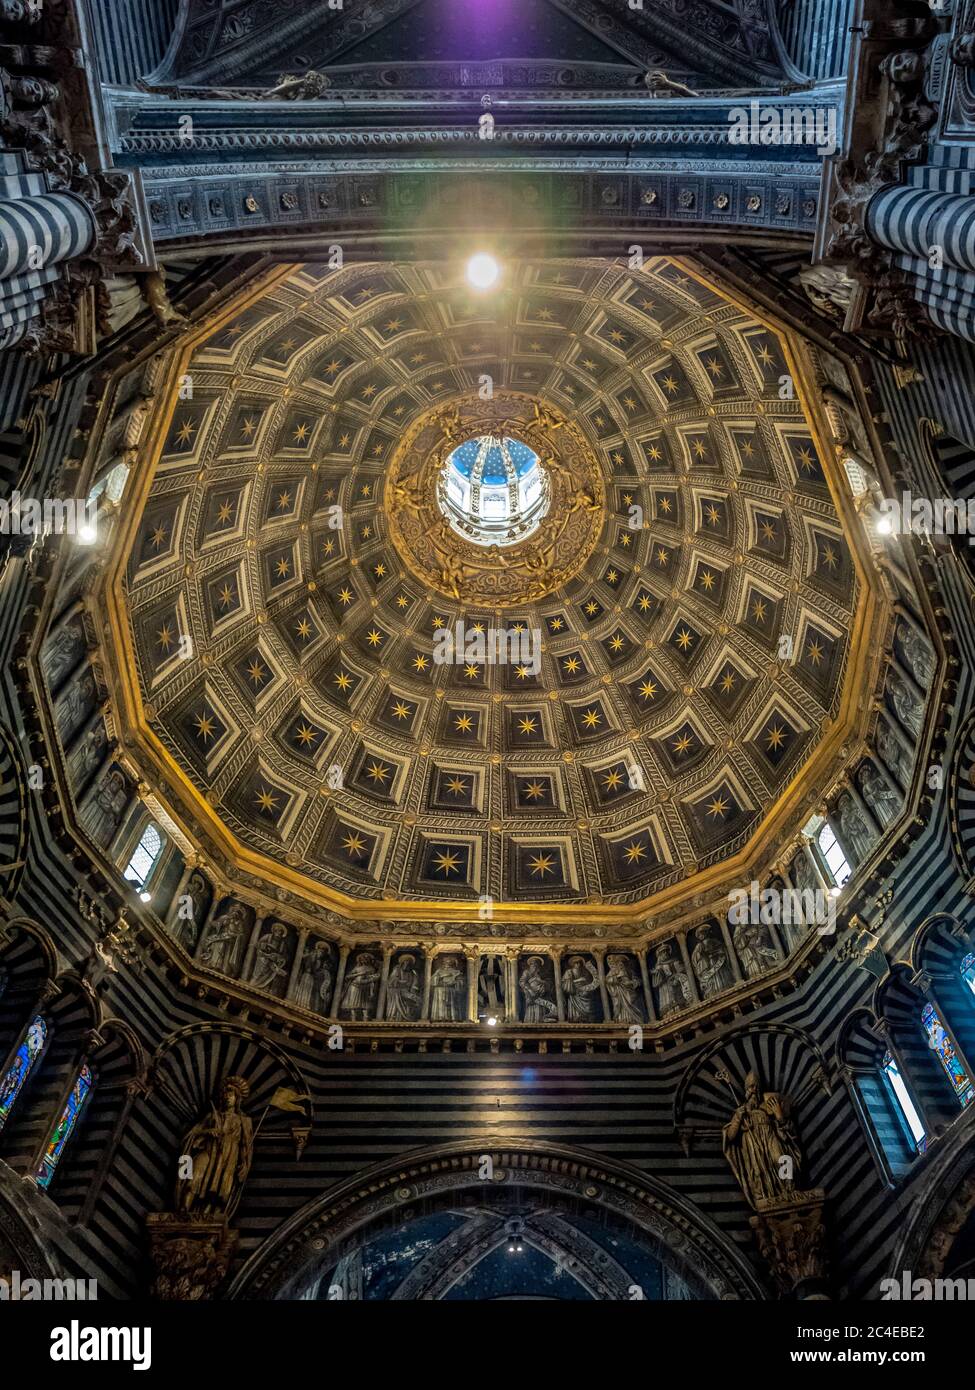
[877,720,909,788]
[838,793,873,863]
[898,625,933,685]
[721,1071,803,1209]
[560,956,601,1022]
[477,954,505,1017]
[430,956,466,1022]
[79,769,128,847]
[172,870,208,952]
[605,954,644,1023]
[651,941,690,1016]
[519,956,558,1023]
[250,923,290,994]
[340,951,380,1020]
[692,926,733,998]
[859,764,900,826]
[293,941,333,1014]
[792,850,817,901]
[71,722,106,787]
[175,1076,254,1221]
[43,623,83,690]
[733,920,778,979]
[199,902,248,976]
[889,673,923,738]
[57,672,95,739]
[385,954,421,1021]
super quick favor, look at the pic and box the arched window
[881,1050,927,1155]
[962,952,975,1001]
[34,1062,94,1190]
[921,1002,974,1107]
[0,1015,48,1130]
[124,821,163,890]
[817,821,851,888]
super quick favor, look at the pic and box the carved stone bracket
[145,1212,238,1301]
[810,0,947,342]
[750,1190,830,1298]
[835,916,889,979]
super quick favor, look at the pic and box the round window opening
[438,435,551,547]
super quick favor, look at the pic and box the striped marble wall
[772,0,855,81]
[85,0,182,87]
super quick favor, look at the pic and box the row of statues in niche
[839,614,930,864]
[167,890,805,1022]
[42,616,925,933]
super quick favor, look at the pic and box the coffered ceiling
[96,255,882,928]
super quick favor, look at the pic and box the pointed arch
[227,1139,766,1300]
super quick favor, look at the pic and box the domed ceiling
[104,256,878,925]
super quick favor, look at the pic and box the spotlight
[76,523,98,546]
[486,1015,498,1027]
[829,885,841,898]
[466,252,500,290]
[876,515,894,535]
[139,891,152,903]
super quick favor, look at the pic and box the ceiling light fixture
[466,252,500,290]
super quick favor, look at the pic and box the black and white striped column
[0,191,96,281]
[867,185,975,275]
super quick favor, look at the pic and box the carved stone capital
[750,1191,829,1298]
[811,2,941,341]
[145,1213,238,1301]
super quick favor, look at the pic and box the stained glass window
[962,952,975,1001]
[921,1002,974,1106]
[35,1063,94,1190]
[882,1050,926,1153]
[0,1015,48,1130]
